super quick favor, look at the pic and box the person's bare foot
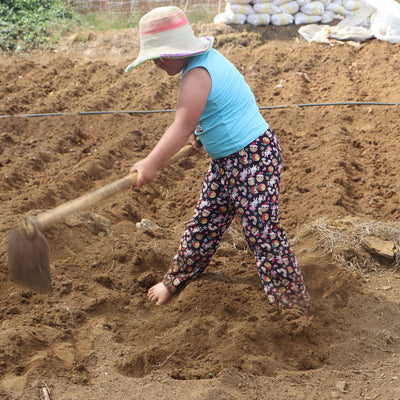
[147,282,171,305]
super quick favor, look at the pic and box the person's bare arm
[130,67,211,186]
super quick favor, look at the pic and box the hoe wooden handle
[35,143,199,230]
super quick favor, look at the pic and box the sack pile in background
[213,0,362,26]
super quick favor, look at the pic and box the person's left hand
[130,156,158,187]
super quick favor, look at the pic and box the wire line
[0,102,399,118]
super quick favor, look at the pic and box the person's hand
[185,133,200,156]
[130,156,159,187]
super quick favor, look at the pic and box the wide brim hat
[125,6,214,72]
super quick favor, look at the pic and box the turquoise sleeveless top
[182,48,268,159]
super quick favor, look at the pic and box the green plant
[77,3,218,32]
[185,5,218,24]
[0,0,80,51]
[80,12,140,31]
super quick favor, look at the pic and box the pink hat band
[140,9,188,35]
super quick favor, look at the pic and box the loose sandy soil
[1,23,400,400]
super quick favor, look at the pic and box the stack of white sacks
[214,0,361,26]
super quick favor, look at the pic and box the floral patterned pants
[163,129,314,317]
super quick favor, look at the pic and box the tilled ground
[0,24,400,400]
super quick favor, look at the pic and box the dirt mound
[1,24,400,399]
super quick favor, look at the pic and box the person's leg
[255,220,314,317]
[160,161,236,295]
[233,130,314,317]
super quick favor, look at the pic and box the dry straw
[295,216,400,275]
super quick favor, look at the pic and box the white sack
[247,13,271,24]
[295,12,322,24]
[338,0,400,43]
[214,10,247,24]
[271,12,294,24]
[253,2,281,14]
[325,2,353,16]
[296,0,312,5]
[299,23,373,43]
[321,10,337,23]
[329,25,374,41]
[279,1,299,14]
[272,0,292,6]
[362,0,400,43]
[226,3,255,15]
[337,1,375,26]
[301,1,325,15]
[369,10,400,43]
[344,0,360,11]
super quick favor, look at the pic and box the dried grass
[295,216,400,274]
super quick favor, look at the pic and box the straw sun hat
[125,6,214,72]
